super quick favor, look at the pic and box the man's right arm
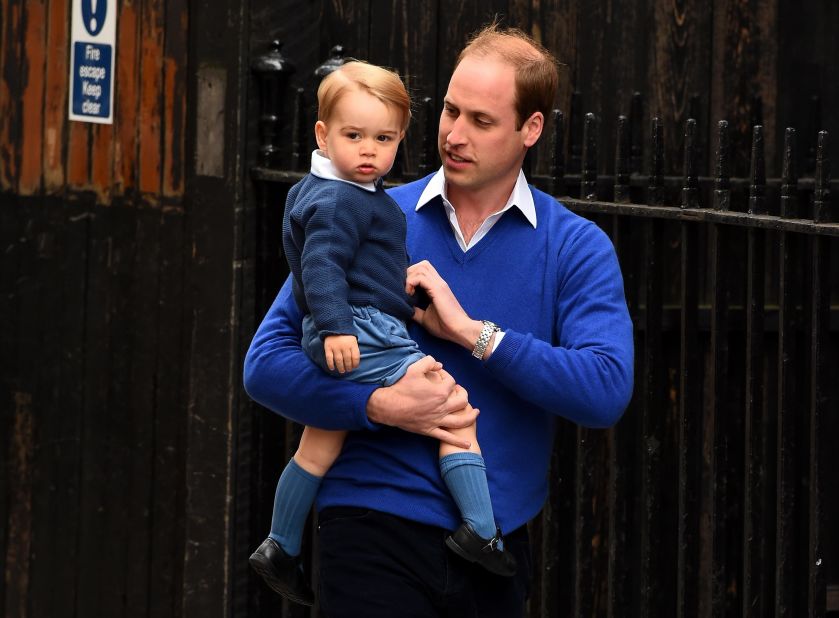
[243,278,378,431]
[243,277,477,443]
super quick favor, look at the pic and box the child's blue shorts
[302,305,425,387]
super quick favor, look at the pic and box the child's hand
[324,335,360,374]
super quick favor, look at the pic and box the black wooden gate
[243,36,838,617]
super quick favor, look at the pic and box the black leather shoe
[445,523,517,577]
[249,538,314,606]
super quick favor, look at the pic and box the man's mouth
[443,145,472,163]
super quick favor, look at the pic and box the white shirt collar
[415,168,537,251]
[416,167,537,228]
[309,150,377,192]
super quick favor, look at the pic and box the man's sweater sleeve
[485,223,634,428]
[243,277,379,430]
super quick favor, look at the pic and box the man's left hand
[406,260,483,351]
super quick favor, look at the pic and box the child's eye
[377,135,393,142]
[346,132,360,140]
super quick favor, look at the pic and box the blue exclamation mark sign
[82,0,106,36]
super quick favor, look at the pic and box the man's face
[438,55,539,199]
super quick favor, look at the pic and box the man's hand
[324,334,360,373]
[406,260,484,351]
[367,355,478,448]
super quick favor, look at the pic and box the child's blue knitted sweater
[283,174,414,338]
[245,174,634,533]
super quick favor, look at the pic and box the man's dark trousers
[316,507,531,617]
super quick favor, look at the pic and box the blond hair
[317,61,411,131]
[457,23,558,130]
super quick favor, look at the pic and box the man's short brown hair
[317,61,412,131]
[456,23,559,130]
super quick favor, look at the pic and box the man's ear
[522,112,544,148]
[315,120,329,152]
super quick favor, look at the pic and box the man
[244,23,634,617]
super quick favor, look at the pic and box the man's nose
[446,116,467,146]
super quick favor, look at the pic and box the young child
[248,60,515,607]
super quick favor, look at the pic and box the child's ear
[315,121,329,152]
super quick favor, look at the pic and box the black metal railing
[247,43,838,618]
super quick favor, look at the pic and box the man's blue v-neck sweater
[244,174,634,534]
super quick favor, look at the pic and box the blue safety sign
[69,0,116,124]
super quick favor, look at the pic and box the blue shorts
[302,306,425,387]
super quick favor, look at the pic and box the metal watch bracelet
[472,320,500,359]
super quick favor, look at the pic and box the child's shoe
[445,523,517,577]
[249,537,314,606]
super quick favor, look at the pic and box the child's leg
[269,427,347,556]
[438,412,498,542]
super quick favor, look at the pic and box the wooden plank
[572,427,610,616]
[572,0,649,177]
[0,200,16,612]
[181,0,249,612]
[638,218,666,615]
[677,220,701,618]
[774,230,800,617]
[742,227,770,617]
[607,214,640,618]
[119,209,162,618]
[90,125,115,204]
[540,0,578,127]
[249,0,320,173]
[43,0,70,192]
[113,0,140,195]
[162,0,188,197]
[702,222,735,614]
[138,0,164,197]
[368,0,440,176]
[66,118,92,187]
[147,209,187,617]
[24,201,88,618]
[807,233,828,618]
[539,421,578,617]
[320,0,369,61]
[75,208,135,617]
[3,391,33,618]
[648,0,712,173]
[18,0,47,195]
[434,1,509,108]
[710,0,778,180]
[0,0,23,190]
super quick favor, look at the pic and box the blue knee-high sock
[268,458,322,557]
[439,452,497,541]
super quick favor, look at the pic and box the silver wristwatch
[472,320,501,359]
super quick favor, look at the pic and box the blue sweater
[283,174,414,338]
[245,174,634,533]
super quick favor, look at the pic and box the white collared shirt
[415,167,537,352]
[309,150,377,192]
[415,168,537,251]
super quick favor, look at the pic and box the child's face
[315,89,404,184]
